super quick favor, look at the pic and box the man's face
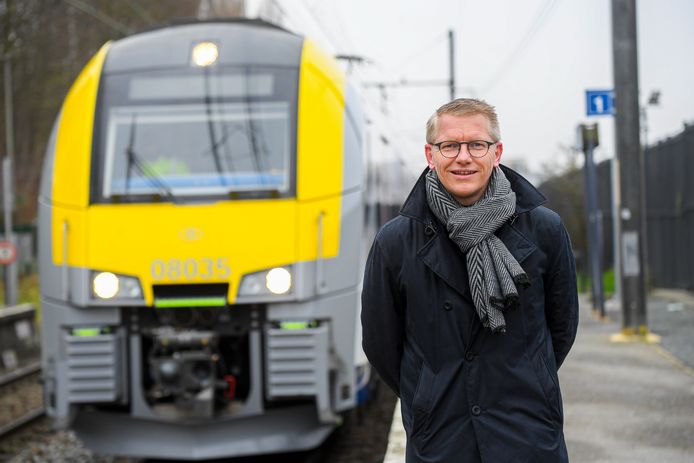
[424,113,503,206]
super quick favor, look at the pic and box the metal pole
[612,0,648,333]
[611,156,622,310]
[640,107,648,148]
[3,55,18,306]
[582,124,605,317]
[448,29,455,101]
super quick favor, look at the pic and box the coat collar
[401,164,542,303]
[399,164,547,223]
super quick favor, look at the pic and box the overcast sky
[296,0,694,178]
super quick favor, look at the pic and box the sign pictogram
[586,89,615,116]
[0,241,17,265]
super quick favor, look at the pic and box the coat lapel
[416,229,473,302]
[414,218,537,300]
[401,171,474,302]
[496,222,537,265]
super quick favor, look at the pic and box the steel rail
[0,406,45,439]
[0,361,41,388]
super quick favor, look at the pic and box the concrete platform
[383,294,694,462]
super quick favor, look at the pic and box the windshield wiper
[123,115,176,202]
[203,67,227,186]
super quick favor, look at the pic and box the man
[361,98,578,462]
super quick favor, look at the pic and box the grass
[578,268,616,297]
[0,272,41,320]
[602,268,615,295]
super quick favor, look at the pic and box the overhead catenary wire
[480,0,562,95]
[63,0,135,36]
[390,31,448,71]
[256,1,418,176]
[329,1,360,58]
[299,2,407,170]
[300,0,347,53]
[357,30,449,88]
[128,0,156,25]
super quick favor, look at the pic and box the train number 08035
[151,257,231,281]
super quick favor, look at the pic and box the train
[38,18,412,460]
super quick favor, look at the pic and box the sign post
[585,88,622,318]
[579,123,605,317]
[3,53,19,307]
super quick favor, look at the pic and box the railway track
[0,362,45,440]
[0,361,41,387]
[0,406,45,440]
[0,361,396,463]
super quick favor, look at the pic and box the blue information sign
[586,89,615,116]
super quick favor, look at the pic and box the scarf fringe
[514,273,531,288]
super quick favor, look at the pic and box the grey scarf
[425,167,530,333]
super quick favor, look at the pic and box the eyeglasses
[431,140,497,158]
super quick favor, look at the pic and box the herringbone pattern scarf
[425,167,530,333]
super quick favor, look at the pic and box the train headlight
[92,271,143,300]
[238,266,293,297]
[192,41,218,67]
[93,272,119,299]
[266,267,292,295]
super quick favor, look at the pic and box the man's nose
[454,147,472,161]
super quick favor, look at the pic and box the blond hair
[425,98,501,144]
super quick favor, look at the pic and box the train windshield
[94,67,297,202]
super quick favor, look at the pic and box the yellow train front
[38,20,367,459]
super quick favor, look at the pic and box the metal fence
[540,122,694,291]
[644,124,694,290]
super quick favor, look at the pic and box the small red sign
[0,241,17,265]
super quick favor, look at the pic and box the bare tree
[1,0,202,224]
[537,145,587,283]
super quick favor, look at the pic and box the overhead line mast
[611,0,651,340]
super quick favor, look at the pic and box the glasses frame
[431,140,497,159]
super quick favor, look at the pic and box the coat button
[443,301,452,311]
[465,351,474,361]
[471,405,481,416]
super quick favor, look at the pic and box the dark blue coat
[361,166,579,462]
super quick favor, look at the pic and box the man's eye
[469,141,486,150]
[440,142,459,151]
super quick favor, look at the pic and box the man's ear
[425,144,435,170]
[493,141,503,167]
